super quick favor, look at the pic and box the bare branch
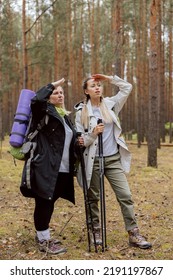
[25,0,58,34]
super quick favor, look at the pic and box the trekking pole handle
[76,132,82,138]
[97,118,103,125]
[76,132,84,152]
[97,118,104,137]
[97,119,103,156]
[76,132,82,146]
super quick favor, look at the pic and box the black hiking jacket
[20,84,76,204]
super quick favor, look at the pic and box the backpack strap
[27,114,49,142]
[26,142,37,189]
[25,114,49,189]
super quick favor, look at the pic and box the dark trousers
[34,196,55,231]
[34,173,68,231]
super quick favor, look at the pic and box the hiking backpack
[9,89,48,161]
[9,89,36,148]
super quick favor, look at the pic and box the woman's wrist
[46,83,55,90]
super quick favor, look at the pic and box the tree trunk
[22,0,28,88]
[87,0,95,74]
[168,1,173,143]
[147,0,160,168]
[112,0,122,80]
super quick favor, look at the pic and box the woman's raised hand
[52,78,65,88]
[91,74,111,82]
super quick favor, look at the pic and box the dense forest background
[0,0,172,167]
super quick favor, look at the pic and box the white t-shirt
[92,106,118,157]
[59,118,73,172]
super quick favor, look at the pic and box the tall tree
[168,0,173,142]
[22,0,28,88]
[148,0,161,168]
[87,0,95,74]
[112,0,122,79]
[0,0,3,146]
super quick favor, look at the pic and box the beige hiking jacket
[75,75,132,188]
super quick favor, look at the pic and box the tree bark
[22,0,28,88]
[147,0,160,168]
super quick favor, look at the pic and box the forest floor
[0,137,173,260]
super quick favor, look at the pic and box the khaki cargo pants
[87,153,138,231]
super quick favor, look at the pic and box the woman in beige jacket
[75,73,151,249]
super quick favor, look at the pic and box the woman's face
[85,79,103,100]
[49,86,64,107]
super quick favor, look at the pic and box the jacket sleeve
[34,84,55,101]
[105,75,133,115]
[30,84,54,122]
[75,110,97,147]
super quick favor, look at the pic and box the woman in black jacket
[20,78,78,254]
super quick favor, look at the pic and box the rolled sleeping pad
[9,89,36,147]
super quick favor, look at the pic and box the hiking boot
[89,226,102,245]
[35,235,61,245]
[38,239,67,254]
[128,227,152,249]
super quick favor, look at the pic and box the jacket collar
[75,98,121,130]
[47,103,64,124]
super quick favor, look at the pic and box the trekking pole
[97,119,107,252]
[76,133,98,253]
